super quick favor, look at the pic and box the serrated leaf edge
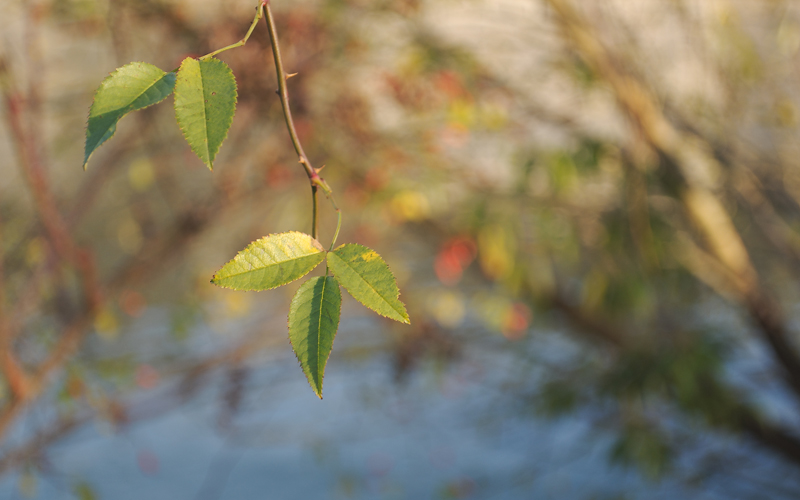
[173,57,238,170]
[84,62,175,168]
[328,244,410,324]
[287,276,342,399]
[210,231,325,291]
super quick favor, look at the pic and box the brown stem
[262,1,333,240]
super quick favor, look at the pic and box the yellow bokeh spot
[448,100,477,129]
[18,470,37,498]
[94,308,119,340]
[391,190,430,222]
[478,225,515,281]
[128,158,156,192]
[430,291,466,328]
[224,292,252,318]
[25,238,46,267]
[481,103,508,130]
[117,217,143,254]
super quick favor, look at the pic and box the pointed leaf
[174,57,237,169]
[84,62,176,168]
[288,276,342,398]
[211,232,325,291]
[327,244,410,324]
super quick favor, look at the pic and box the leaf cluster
[84,58,237,170]
[82,5,410,399]
[211,232,409,397]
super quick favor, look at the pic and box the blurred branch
[543,0,800,402]
[0,57,103,314]
[0,332,271,475]
[547,291,624,347]
[732,167,800,273]
[524,278,800,467]
[0,53,104,426]
[0,212,32,401]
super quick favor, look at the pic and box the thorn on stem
[286,72,298,80]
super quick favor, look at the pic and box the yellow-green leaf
[174,57,237,170]
[211,232,325,291]
[288,276,342,398]
[327,244,409,324]
[84,62,176,169]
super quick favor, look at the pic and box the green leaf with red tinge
[174,57,237,169]
[327,243,409,324]
[288,276,342,398]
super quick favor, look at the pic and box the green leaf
[288,276,342,398]
[84,62,176,168]
[173,57,237,169]
[327,244,410,324]
[211,232,325,291]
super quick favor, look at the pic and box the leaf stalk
[199,5,263,60]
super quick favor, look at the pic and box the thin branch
[262,1,343,242]
[200,5,264,60]
[262,2,314,178]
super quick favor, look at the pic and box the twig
[261,1,341,243]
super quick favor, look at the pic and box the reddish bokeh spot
[66,374,85,399]
[502,303,531,341]
[344,183,369,209]
[434,70,470,100]
[266,163,292,188]
[352,224,378,249]
[364,167,390,192]
[435,237,477,285]
[135,364,160,390]
[119,290,146,317]
[137,450,159,475]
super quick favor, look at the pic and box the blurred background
[2,0,800,498]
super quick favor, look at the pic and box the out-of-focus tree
[1,0,800,494]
